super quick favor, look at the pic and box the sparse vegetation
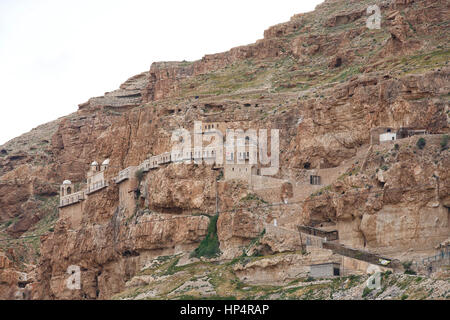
[164,258,181,276]
[240,193,268,204]
[440,135,449,150]
[362,287,374,298]
[113,250,449,300]
[416,138,426,150]
[402,261,417,275]
[191,215,221,259]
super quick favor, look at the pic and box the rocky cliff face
[0,0,449,300]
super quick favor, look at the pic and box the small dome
[102,159,110,166]
[63,180,72,185]
[91,161,99,166]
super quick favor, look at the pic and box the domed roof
[63,180,72,185]
[102,159,110,166]
[91,161,99,166]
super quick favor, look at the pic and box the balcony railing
[139,160,152,172]
[115,168,133,184]
[59,191,85,208]
[86,180,108,195]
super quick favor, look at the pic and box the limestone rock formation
[0,0,448,300]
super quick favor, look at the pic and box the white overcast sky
[0,0,323,145]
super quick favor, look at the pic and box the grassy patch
[440,135,449,150]
[311,185,332,197]
[240,193,268,204]
[164,258,181,276]
[362,286,374,298]
[191,215,221,259]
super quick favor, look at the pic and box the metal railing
[420,246,450,265]
[298,225,339,241]
[299,232,325,249]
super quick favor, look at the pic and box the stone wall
[118,174,138,219]
[59,202,84,230]
[224,164,256,185]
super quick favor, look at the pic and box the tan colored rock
[0,0,448,300]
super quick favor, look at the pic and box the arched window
[67,187,72,195]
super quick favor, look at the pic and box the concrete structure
[59,190,85,208]
[224,164,257,185]
[310,262,341,278]
[116,166,137,184]
[380,132,397,143]
[371,127,429,145]
[116,166,138,218]
[59,180,74,200]
[202,122,223,133]
[59,180,85,208]
[225,136,258,165]
[86,160,109,195]
[59,199,85,230]
[59,159,110,229]
[397,128,429,138]
[59,179,85,229]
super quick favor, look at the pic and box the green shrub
[362,287,374,298]
[440,135,449,149]
[404,269,417,275]
[402,261,413,270]
[164,258,181,276]
[402,261,416,275]
[416,138,426,150]
[191,215,221,259]
[240,193,267,204]
[394,144,400,150]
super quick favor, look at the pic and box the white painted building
[380,132,397,143]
